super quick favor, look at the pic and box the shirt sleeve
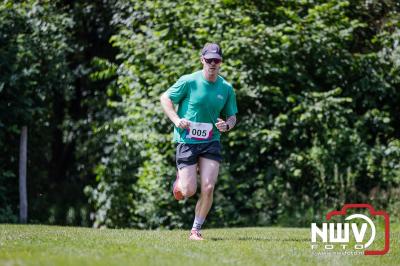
[221,87,238,118]
[166,76,189,104]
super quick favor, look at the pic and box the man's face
[201,57,222,76]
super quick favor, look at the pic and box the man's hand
[175,118,190,129]
[215,118,228,132]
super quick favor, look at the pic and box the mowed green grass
[0,224,399,266]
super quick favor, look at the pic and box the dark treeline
[1,0,399,228]
[0,0,118,225]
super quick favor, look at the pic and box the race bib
[186,122,213,140]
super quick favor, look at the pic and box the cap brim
[203,53,222,59]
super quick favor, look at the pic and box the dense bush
[86,0,400,228]
[1,0,399,228]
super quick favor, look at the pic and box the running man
[160,43,238,240]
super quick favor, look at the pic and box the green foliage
[1,0,119,225]
[0,0,73,223]
[1,0,399,228]
[86,0,400,228]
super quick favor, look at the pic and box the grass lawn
[0,224,399,266]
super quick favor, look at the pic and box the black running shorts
[175,141,222,169]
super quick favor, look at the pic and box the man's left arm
[216,86,238,132]
[215,115,236,132]
[226,115,236,131]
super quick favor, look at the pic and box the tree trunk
[19,126,28,223]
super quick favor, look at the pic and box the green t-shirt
[166,70,238,144]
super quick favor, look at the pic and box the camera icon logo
[311,204,390,255]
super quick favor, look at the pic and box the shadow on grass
[209,237,309,242]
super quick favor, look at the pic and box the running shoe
[189,230,204,241]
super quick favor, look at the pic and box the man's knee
[201,183,215,197]
[181,182,197,197]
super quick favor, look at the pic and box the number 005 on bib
[186,122,213,140]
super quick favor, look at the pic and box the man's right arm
[160,92,190,129]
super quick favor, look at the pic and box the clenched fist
[175,118,190,129]
[215,118,228,132]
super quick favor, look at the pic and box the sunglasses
[204,58,222,64]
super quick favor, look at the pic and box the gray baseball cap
[201,43,222,59]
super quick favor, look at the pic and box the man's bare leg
[191,157,219,237]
